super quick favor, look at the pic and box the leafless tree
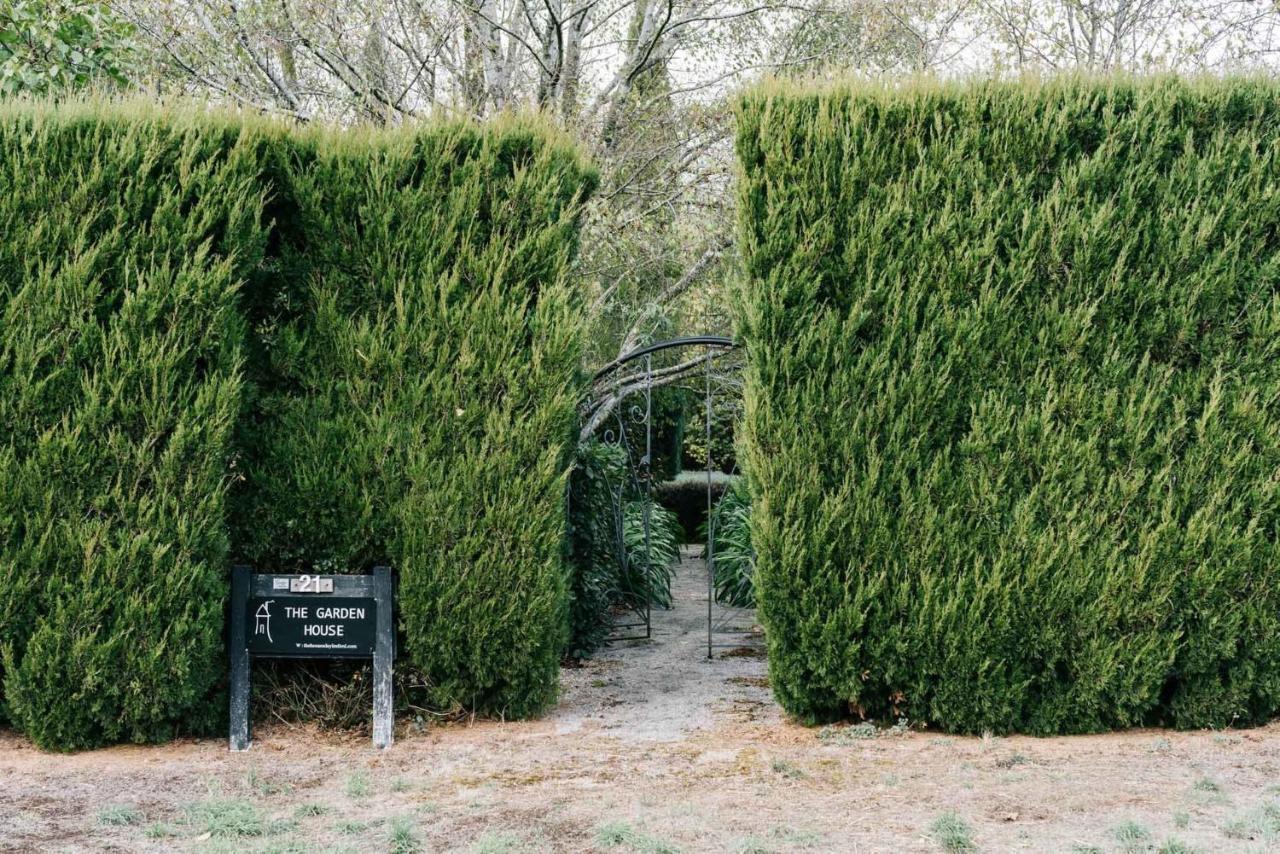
[115,0,1280,440]
[977,0,1280,70]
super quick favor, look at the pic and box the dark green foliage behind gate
[704,479,754,608]
[0,103,267,749]
[566,441,630,658]
[565,439,683,658]
[232,123,597,718]
[736,77,1280,734]
[619,386,687,481]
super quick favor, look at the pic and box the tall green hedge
[0,104,595,749]
[232,122,597,718]
[0,104,267,749]
[736,77,1280,734]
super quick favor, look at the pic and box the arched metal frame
[589,336,760,657]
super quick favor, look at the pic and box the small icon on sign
[254,600,274,644]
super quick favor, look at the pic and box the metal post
[229,565,250,751]
[372,566,395,749]
[706,348,714,660]
[643,354,653,638]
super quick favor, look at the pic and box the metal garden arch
[582,336,760,658]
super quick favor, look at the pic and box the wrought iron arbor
[583,336,761,657]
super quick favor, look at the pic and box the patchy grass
[994,752,1030,769]
[818,718,909,745]
[388,816,422,853]
[1221,801,1280,842]
[1156,839,1194,854]
[345,771,371,799]
[732,829,825,854]
[144,822,179,839]
[292,803,331,818]
[184,798,269,838]
[471,831,524,853]
[390,777,413,793]
[770,758,807,780]
[764,825,822,847]
[1173,811,1190,830]
[1112,820,1153,852]
[96,804,142,826]
[206,842,308,854]
[335,818,378,835]
[1192,777,1221,794]
[818,722,878,743]
[596,820,682,853]
[929,812,975,852]
[246,768,291,796]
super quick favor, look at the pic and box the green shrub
[654,470,737,541]
[682,398,739,473]
[736,76,1280,733]
[566,441,630,658]
[0,103,595,746]
[0,101,267,747]
[702,479,755,608]
[620,496,681,610]
[565,440,682,656]
[231,120,597,718]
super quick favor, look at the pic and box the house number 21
[288,575,334,593]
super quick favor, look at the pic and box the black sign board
[229,566,394,751]
[246,596,377,657]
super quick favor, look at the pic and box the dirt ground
[3,549,1280,853]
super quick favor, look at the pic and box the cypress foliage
[0,104,594,748]
[0,103,267,748]
[736,77,1280,733]
[232,122,597,717]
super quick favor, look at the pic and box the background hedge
[232,121,597,718]
[736,76,1280,734]
[0,103,266,749]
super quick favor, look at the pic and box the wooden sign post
[230,566,394,751]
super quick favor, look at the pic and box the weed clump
[929,812,976,852]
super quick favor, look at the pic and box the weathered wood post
[372,565,394,749]
[229,565,251,751]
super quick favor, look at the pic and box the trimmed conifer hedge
[0,103,267,749]
[230,122,597,718]
[736,77,1280,734]
[0,103,595,748]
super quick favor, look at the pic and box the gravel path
[554,546,774,742]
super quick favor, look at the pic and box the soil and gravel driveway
[3,548,1279,852]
